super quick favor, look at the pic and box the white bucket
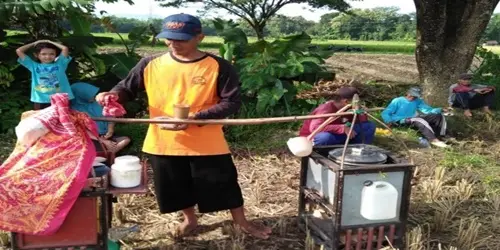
[287,136,313,157]
[110,155,142,188]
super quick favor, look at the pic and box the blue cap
[407,87,422,98]
[156,13,202,41]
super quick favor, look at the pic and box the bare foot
[483,107,493,115]
[463,109,472,117]
[173,220,198,239]
[236,221,272,239]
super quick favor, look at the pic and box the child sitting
[382,87,449,148]
[70,82,131,154]
[16,40,74,110]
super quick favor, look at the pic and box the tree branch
[208,0,257,29]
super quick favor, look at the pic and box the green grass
[485,45,500,54]
[440,149,496,169]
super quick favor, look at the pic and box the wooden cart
[11,147,149,250]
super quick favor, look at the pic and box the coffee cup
[173,104,190,119]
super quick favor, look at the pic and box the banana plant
[0,0,135,22]
[213,18,248,62]
[0,0,92,22]
[213,19,334,114]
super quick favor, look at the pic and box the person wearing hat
[94,13,272,239]
[448,73,495,117]
[298,86,377,145]
[381,87,449,148]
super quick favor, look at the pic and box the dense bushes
[0,1,154,133]
[473,47,500,107]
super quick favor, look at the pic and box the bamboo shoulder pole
[91,107,384,125]
[305,104,352,141]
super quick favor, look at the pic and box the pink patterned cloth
[33,93,93,136]
[452,84,473,93]
[102,95,126,117]
[0,96,98,235]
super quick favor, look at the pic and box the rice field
[93,32,417,53]
[7,30,500,55]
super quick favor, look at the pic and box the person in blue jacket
[70,82,131,154]
[382,87,449,148]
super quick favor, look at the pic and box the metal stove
[298,144,415,250]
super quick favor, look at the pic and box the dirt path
[99,48,420,85]
[326,53,419,84]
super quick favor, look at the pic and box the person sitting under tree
[298,86,376,146]
[382,87,449,148]
[448,73,495,117]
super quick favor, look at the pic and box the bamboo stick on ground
[91,107,384,125]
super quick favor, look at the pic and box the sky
[94,0,500,22]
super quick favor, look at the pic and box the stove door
[305,158,336,205]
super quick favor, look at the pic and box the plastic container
[110,155,142,188]
[287,136,313,157]
[360,180,398,220]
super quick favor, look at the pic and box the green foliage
[224,100,302,152]
[473,47,500,107]
[214,18,333,114]
[101,15,153,53]
[156,0,353,39]
[114,122,148,155]
[483,13,500,42]
[440,149,495,169]
[326,7,416,41]
[0,0,90,22]
[0,0,144,133]
[0,63,16,88]
[0,91,31,133]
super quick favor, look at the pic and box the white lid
[114,155,140,165]
[111,162,142,171]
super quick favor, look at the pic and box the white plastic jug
[287,136,313,157]
[360,180,398,220]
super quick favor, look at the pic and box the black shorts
[148,154,244,214]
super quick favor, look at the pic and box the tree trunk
[414,0,499,106]
[253,23,266,40]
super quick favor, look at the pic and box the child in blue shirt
[16,40,74,110]
[382,87,449,148]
